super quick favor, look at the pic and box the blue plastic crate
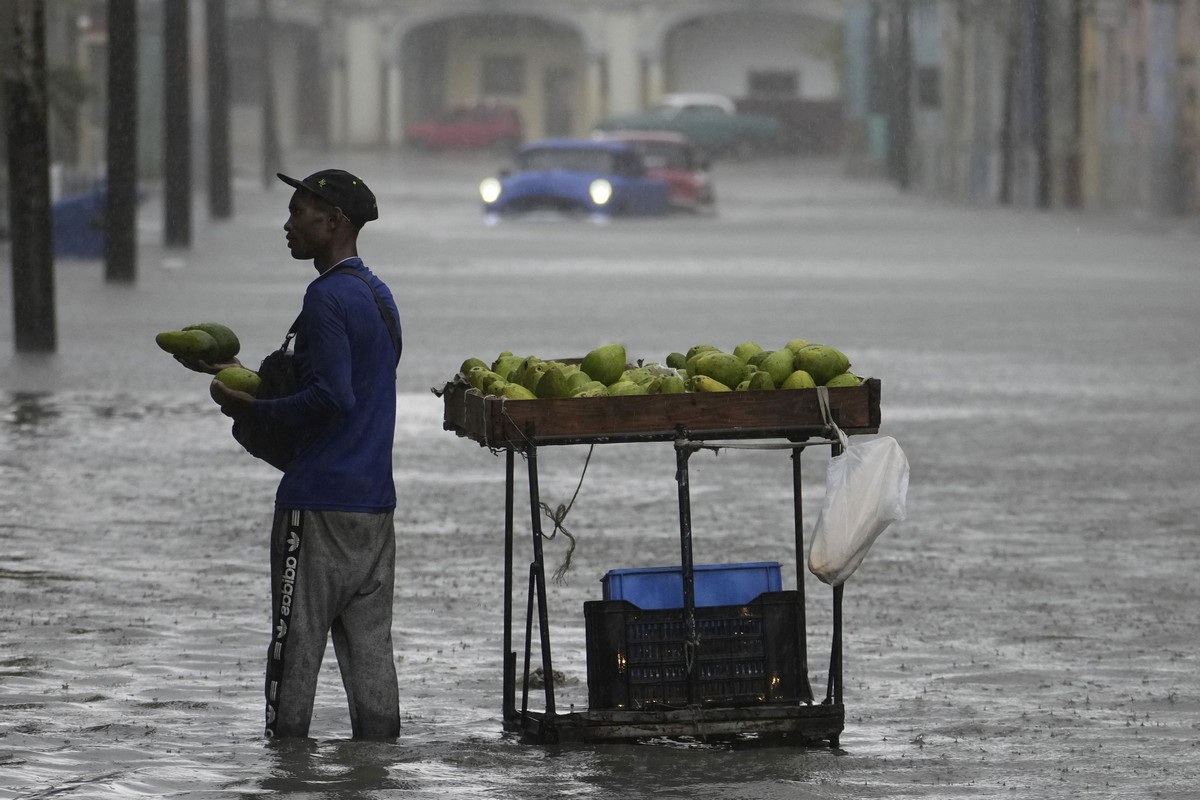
[601,562,782,610]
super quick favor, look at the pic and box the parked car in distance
[478,139,672,219]
[594,92,780,158]
[406,102,523,152]
[594,130,715,213]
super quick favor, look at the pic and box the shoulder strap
[326,264,402,363]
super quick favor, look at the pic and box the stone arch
[636,0,846,153]
[385,3,596,142]
[639,0,844,56]
[385,3,598,54]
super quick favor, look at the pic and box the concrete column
[644,55,664,106]
[586,53,605,128]
[604,13,642,114]
[1079,14,1101,208]
[386,61,403,146]
[329,60,346,146]
[344,15,383,145]
[1147,0,1180,214]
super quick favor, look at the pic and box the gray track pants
[265,508,400,739]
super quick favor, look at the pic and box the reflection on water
[260,739,415,796]
[2,392,60,430]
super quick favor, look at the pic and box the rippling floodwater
[3,154,1200,799]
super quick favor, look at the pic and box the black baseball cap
[277,169,378,228]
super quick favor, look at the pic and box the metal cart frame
[441,378,881,745]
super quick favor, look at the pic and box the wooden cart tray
[440,377,880,448]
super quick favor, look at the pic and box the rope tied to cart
[494,400,594,583]
[537,444,594,584]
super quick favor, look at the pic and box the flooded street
[2,152,1199,799]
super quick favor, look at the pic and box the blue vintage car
[479,139,672,219]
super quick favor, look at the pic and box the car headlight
[589,179,613,206]
[480,177,502,204]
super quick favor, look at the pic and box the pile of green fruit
[155,321,261,402]
[155,321,241,363]
[458,340,862,400]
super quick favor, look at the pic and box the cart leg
[824,582,844,750]
[674,438,700,705]
[521,565,535,721]
[503,448,516,723]
[525,445,558,741]
[824,437,845,712]
[791,445,815,704]
[826,583,843,706]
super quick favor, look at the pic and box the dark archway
[401,14,586,142]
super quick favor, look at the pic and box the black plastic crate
[585,591,804,710]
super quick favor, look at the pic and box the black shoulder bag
[231,266,402,471]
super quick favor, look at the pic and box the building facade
[15,0,1200,219]
[844,0,1200,216]
[229,0,846,155]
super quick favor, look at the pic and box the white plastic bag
[808,434,909,586]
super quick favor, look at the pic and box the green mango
[759,347,796,386]
[156,329,218,360]
[566,370,592,391]
[792,345,851,386]
[640,375,664,394]
[780,370,817,390]
[825,372,863,387]
[619,367,654,384]
[521,361,551,393]
[686,344,719,360]
[732,341,763,363]
[658,375,687,394]
[607,380,648,396]
[460,357,489,376]
[500,382,537,400]
[581,343,626,387]
[748,371,776,391]
[687,374,732,392]
[509,356,543,387]
[183,322,240,361]
[693,351,748,389]
[665,351,688,370]
[478,371,507,394]
[492,354,525,381]
[463,367,496,391]
[747,349,773,367]
[535,365,574,399]
[783,338,810,353]
[571,381,607,397]
[212,366,260,402]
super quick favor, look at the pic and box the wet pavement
[1,149,1199,799]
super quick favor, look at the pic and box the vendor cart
[440,377,881,746]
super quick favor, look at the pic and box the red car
[594,131,715,212]
[406,103,523,152]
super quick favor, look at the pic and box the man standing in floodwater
[191,169,403,739]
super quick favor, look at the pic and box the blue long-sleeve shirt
[253,257,401,512]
